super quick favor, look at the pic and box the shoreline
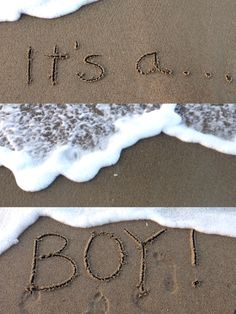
[1,207,236,255]
[0,135,236,206]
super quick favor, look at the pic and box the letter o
[84,232,126,281]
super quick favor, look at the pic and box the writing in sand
[26,45,234,86]
[25,228,201,298]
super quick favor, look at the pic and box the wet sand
[1,217,236,314]
[0,0,236,103]
[0,134,236,206]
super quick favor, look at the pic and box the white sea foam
[1,103,236,191]
[0,207,236,255]
[0,0,98,22]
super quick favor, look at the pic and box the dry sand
[0,0,236,103]
[1,217,236,313]
[0,135,236,206]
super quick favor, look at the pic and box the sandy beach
[1,0,236,311]
[0,0,236,103]
[0,134,236,207]
[1,217,236,313]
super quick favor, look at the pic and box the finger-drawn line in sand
[183,70,191,76]
[190,229,197,266]
[26,233,77,293]
[85,291,109,314]
[205,72,213,79]
[84,232,126,281]
[22,45,236,86]
[77,55,105,82]
[190,229,201,288]
[27,47,33,85]
[46,45,69,85]
[192,279,201,288]
[74,41,80,50]
[136,52,173,76]
[124,228,167,298]
[225,73,233,83]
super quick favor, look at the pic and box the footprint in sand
[19,291,41,314]
[85,291,109,314]
[133,252,178,313]
[163,267,177,293]
[153,250,166,263]
[153,251,177,293]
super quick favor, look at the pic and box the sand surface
[1,0,236,102]
[1,0,236,311]
[0,135,236,206]
[1,217,236,313]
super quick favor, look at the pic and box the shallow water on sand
[0,104,236,191]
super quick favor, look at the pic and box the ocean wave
[0,0,98,22]
[1,207,236,255]
[0,103,236,191]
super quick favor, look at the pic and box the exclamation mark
[190,229,201,288]
[27,47,33,85]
